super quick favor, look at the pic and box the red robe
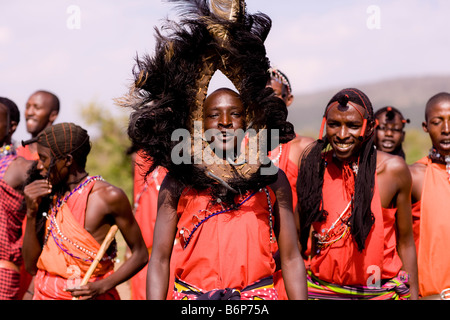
[129,153,167,300]
[413,156,450,296]
[309,153,402,286]
[33,177,119,300]
[173,187,277,299]
[268,141,298,300]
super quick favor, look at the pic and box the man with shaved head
[410,92,450,299]
[17,90,60,160]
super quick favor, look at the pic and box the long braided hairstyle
[297,88,377,252]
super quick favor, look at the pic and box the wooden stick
[72,225,119,300]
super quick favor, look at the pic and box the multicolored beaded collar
[43,175,117,263]
[180,188,274,249]
[0,144,15,157]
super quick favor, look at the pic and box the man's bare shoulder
[376,150,409,175]
[288,135,315,162]
[90,179,128,205]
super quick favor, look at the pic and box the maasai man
[120,0,306,300]
[409,92,450,300]
[0,97,34,299]
[267,67,314,209]
[147,88,306,300]
[374,106,410,159]
[16,90,60,161]
[266,67,313,300]
[16,90,60,299]
[297,88,418,300]
[22,122,148,300]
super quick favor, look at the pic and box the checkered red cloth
[0,178,26,299]
[0,154,17,179]
[0,268,20,300]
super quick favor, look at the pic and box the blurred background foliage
[81,101,133,202]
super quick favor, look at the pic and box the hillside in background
[288,74,450,133]
[287,74,450,164]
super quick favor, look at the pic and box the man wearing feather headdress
[121,0,307,300]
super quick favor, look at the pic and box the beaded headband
[268,67,292,94]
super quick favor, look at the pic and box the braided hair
[374,106,409,158]
[297,88,377,252]
[22,122,91,244]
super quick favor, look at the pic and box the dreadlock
[297,88,377,252]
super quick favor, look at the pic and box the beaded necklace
[43,175,117,263]
[180,187,274,249]
[269,145,283,164]
[428,148,450,182]
[313,199,353,253]
[314,154,359,253]
[0,144,15,157]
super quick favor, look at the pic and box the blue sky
[1,0,449,141]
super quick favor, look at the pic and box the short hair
[34,90,60,113]
[425,92,450,121]
[0,96,20,124]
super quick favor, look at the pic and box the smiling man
[297,88,418,300]
[203,88,246,161]
[409,92,450,299]
[147,88,306,300]
[16,90,59,161]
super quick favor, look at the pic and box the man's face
[375,112,405,154]
[25,93,57,137]
[267,79,293,107]
[423,100,450,156]
[36,144,67,185]
[203,89,246,159]
[326,103,369,161]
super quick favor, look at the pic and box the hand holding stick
[72,225,119,300]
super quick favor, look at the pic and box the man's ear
[422,121,429,133]
[9,120,18,135]
[49,110,58,124]
[65,154,73,167]
[285,94,294,107]
[365,120,375,137]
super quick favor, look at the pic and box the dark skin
[296,102,419,299]
[0,103,34,190]
[409,98,450,299]
[147,88,307,300]
[375,112,405,155]
[266,79,314,164]
[24,92,59,155]
[23,144,148,299]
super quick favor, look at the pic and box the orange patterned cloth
[33,177,119,300]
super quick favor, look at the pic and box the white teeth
[336,143,352,148]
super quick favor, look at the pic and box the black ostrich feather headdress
[120,0,295,202]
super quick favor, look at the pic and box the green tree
[80,101,133,202]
